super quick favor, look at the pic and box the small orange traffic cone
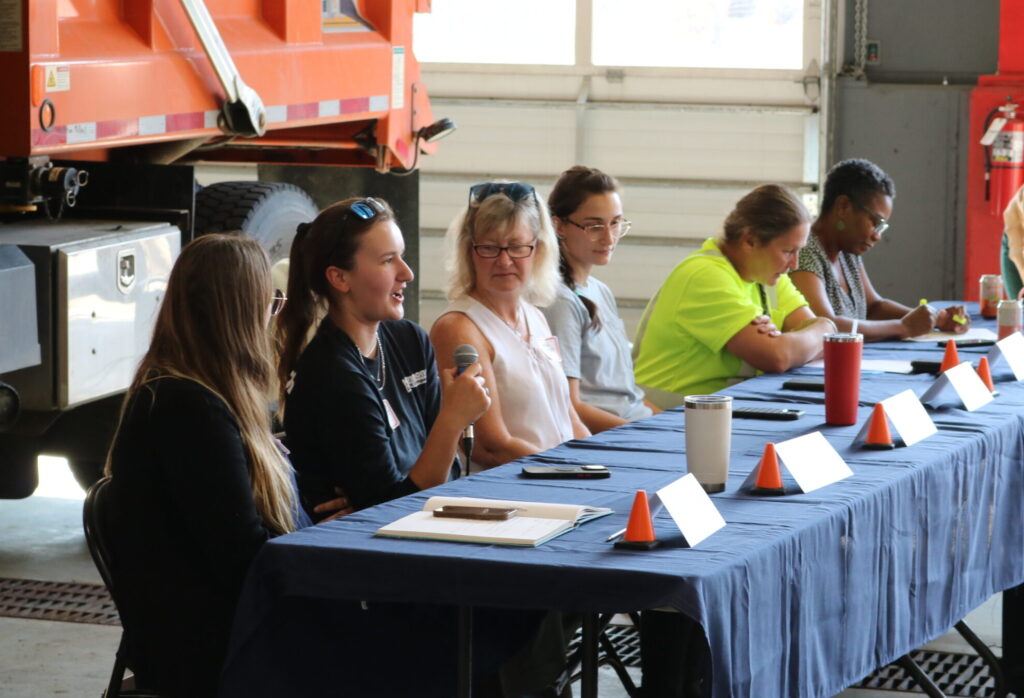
[862,403,896,450]
[614,490,660,549]
[750,443,785,496]
[977,356,997,394]
[940,340,961,373]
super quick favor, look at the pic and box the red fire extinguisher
[983,101,1024,217]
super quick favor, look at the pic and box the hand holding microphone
[450,344,490,430]
[448,344,490,477]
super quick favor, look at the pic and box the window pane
[414,0,575,65]
[593,0,803,70]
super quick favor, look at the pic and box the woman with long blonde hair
[103,233,310,697]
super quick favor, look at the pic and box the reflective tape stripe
[66,122,97,144]
[265,105,288,123]
[30,96,384,148]
[287,102,318,120]
[138,115,167,136]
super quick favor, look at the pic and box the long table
[221,308,1024,698]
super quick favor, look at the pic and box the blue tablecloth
[222,307,1024,698]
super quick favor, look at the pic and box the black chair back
[83,476,118,599]
[83,476,161,698]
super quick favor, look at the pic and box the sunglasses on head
[468,182,536,206]
[348,197,386,220]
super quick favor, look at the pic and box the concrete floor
[0,459,1008,698]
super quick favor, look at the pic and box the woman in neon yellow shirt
[633,184,836,407]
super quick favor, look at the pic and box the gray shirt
[542,278,652,421]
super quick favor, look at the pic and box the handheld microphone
[453,344,479,477]
[454,344,478,376]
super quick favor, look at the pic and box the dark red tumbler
[824,333,863,426]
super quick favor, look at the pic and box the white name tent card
[988,332,1024,381]
[654,474,725,547]
[774,432,853,493]
[919,362,995,411]
[853,390,937,447]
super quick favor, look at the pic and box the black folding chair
[82,476,162,698]
[556,612,642,697]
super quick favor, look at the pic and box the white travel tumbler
[683,395,733,493]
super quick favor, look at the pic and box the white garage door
[415,0,825,335]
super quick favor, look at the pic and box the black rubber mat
[575,624,1000,697]
[857,649,1001,697]
[0,577,119,626]
[568,623,642,668]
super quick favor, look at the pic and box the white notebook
[375,496,613,547]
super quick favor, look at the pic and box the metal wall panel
[834,81,970,303]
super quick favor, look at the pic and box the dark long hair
[547,166,621,331]
[275,198,396,406]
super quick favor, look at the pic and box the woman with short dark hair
[790,158,969,341]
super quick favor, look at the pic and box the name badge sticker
[383,398,401,430]
[537,336,562,364]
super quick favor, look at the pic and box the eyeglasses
[852,200,889,235]
[270,289,287,316]
[468,182,536,206]
[472,241,537,259]
[564,218,632,240]
[348,197,386,220]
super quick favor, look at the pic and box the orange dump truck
[0,0,450,496]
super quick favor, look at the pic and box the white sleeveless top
[439,297,575,455]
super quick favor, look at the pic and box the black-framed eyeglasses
[348,197,386,220]
[852,200,889,235]
[468,182,536,206]
[564,217,632,240]
[270,289,287,316]
[472,241,538,259]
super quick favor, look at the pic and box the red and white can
[980,274,1004,318]
[998,299,1023,339]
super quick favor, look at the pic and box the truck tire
[0,435,40,499]
[194,181,319,264]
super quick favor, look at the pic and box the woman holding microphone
[633,184,835,408]
[276,197,489,515]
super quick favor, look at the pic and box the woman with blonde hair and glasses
[276,197,489,514]
[430,181,590,471]
[103,234,314,697]
[543,166,658,433]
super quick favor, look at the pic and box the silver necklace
[355,331,387,391]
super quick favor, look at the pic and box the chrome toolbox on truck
[0,220,179,411]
